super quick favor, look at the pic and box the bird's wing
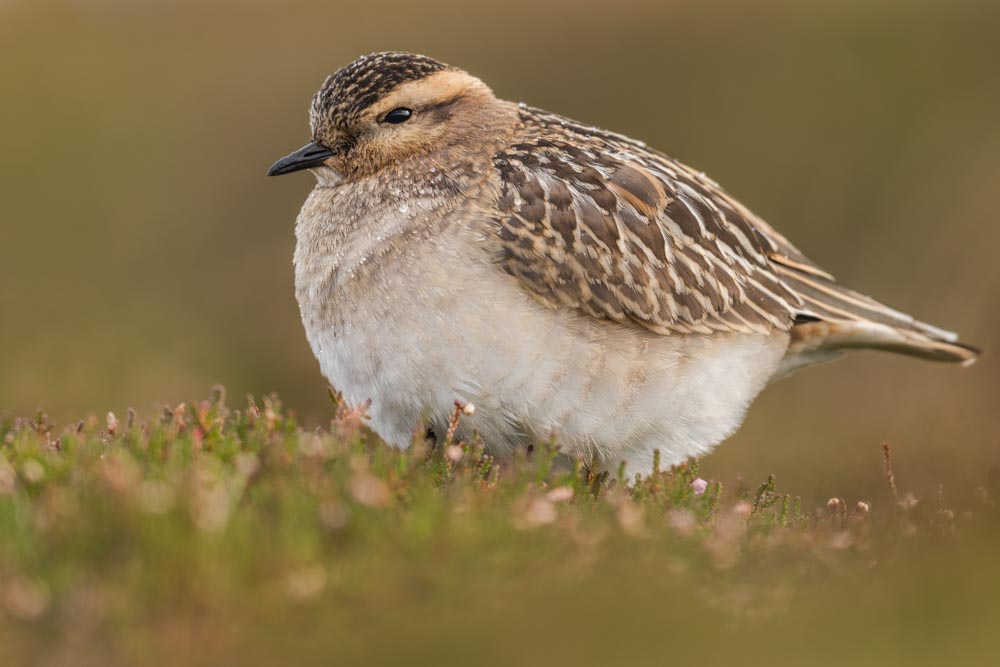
[488,108,978,363]
[490,110,807,335]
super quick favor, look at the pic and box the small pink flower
[546,486,574,503]
[691,478,708,495]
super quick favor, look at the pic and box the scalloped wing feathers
[492,107,978,364]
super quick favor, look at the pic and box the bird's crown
[310,52,454,132]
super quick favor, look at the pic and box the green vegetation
[1,389,997,666]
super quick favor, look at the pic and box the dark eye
[383,107,412,124]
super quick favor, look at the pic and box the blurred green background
[1,0,997,504]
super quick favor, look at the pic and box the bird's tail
[771,256,980,371]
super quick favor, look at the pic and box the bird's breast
[291,187,788,468]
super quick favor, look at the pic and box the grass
[1,388,998,666]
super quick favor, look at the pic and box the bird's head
[268,52,506,181]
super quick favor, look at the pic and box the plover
[269,52,978,473]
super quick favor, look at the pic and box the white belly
[296,217,789,474]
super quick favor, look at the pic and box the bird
[268,51,979,474]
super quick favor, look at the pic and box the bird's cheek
[312,165,344,187]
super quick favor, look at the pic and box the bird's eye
[383,107,412,124]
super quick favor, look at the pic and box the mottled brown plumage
[271,52,978,473]
[494,106,977,362]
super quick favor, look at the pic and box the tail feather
[788,319,980,365]
[772,260,981,367]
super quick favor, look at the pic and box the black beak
[267,141,335,176]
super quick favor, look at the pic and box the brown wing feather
[489,107,979,365]
[492,108,801,335]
